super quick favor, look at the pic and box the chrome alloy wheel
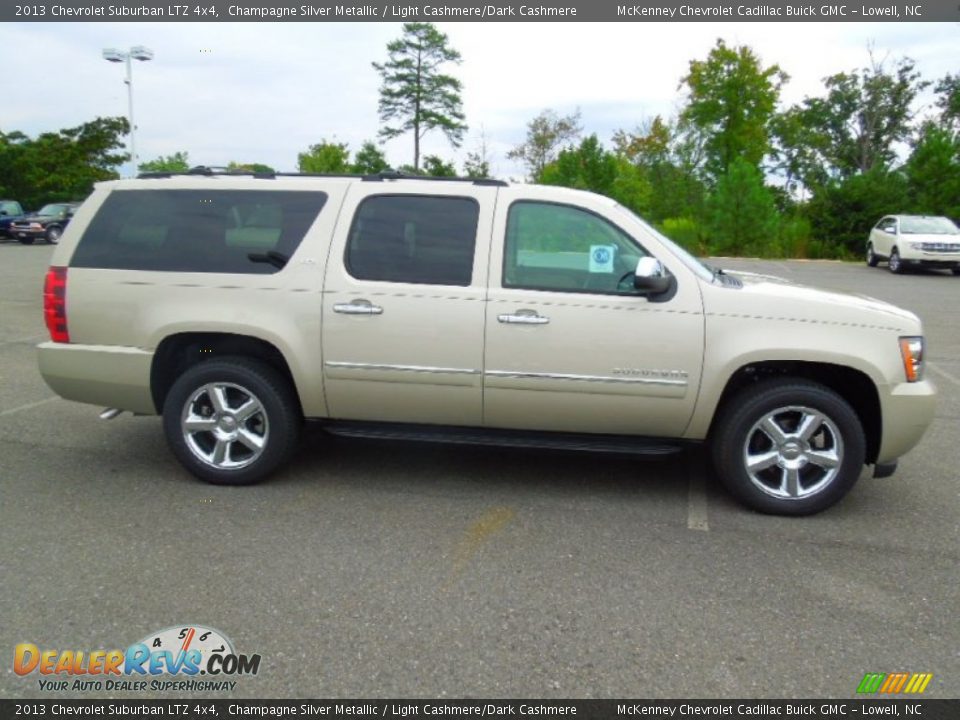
[180,382,269,470]
[742,405,843,500]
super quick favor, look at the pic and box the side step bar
[323,421,684,456]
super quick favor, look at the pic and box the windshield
[900,216,959,235]
[614,205,715,283]
[37,204,67,217]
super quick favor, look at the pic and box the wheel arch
[706,361,882,464]
[150,332,303,416]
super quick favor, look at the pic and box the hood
[719,270,920,330]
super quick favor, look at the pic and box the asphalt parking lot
[1,243,958,699]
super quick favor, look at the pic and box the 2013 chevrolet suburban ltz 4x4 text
[38,170,936,515]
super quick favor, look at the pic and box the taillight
[43,266,69,343]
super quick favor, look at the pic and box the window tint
[1,202,22,215]
[71,190,327,274]
[346,195,479,286]
[504,201,646,294]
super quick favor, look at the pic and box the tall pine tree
[373,23,467,171]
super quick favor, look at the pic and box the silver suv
[38,170,936,515]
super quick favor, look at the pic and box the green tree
[139,151,190,173]
[613,116,707,224]
[934,73,960,131]
[373,22,467,171]
[706,157,780,256]
[508,108,582,181]
[539,135,651,215]
[463,128,492,178]
[792,55,926,181]
[0,117,128,209]
[421,155,457,177]
[905,124,960,219]
[463,151,490,178]
[680,39,787,180]
[540,135,617,192]
[351,141,390,174]
[806,167,908,255]
[226,161,275,174]
[770,107,822,194]
[298,140,350,173]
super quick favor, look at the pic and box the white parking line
[687,468,709,532]
[0,397,58,417]
[928,362,960,386]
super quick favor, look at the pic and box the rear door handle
[498,310,549,325]
[333,299,383,315]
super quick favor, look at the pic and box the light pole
[102,46,154,177]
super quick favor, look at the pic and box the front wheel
[711,380,866,515]
[866,244,879,267]
[889,248,904,274]
[952,267,960,276]
[162,357,302,485]
[45,226,62,244]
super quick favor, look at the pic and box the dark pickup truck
[8,202,79,244]
[0,200,26,238]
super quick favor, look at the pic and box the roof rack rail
[136,167,508,187]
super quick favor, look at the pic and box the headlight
[907,242,921,250]
[899,336,924,382]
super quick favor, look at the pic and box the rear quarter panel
[57,181,348,417]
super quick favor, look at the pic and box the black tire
[888,248,904,274]
[45,226,62,244]
[866,244,879,267]
[18,237,34,245]
[162,357,302,485]
[711,379,866,516]
[952,267,960,276]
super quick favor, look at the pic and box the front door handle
[333,299,383,315]
[498,310,549,325]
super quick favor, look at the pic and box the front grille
[919,242,960,252]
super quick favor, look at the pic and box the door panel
[483,191,705,438]
[321,185,496,426]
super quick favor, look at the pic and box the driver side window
[503,201,647,294]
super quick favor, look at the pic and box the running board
[322,421,684,456]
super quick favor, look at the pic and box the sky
[1,21,957,179]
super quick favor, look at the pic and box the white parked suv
[867,214,960,274]
[38,170,936,515]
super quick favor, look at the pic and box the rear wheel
[711,379,866,515]
[889,248,904,274]
[162,357,302,485]
[866,244,879,267]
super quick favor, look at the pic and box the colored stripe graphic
[857,672,933,694]
[857,673,885,693]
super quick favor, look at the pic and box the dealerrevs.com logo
[14,625,261,692]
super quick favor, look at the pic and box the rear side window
[346,195,479,286]
[70,190,328,274]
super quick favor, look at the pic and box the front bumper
[876,378,937,464]
[38,342,157,415]
[899,248,960,267]
[10,227,45,240]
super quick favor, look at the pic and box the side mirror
[634,256,673,295]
